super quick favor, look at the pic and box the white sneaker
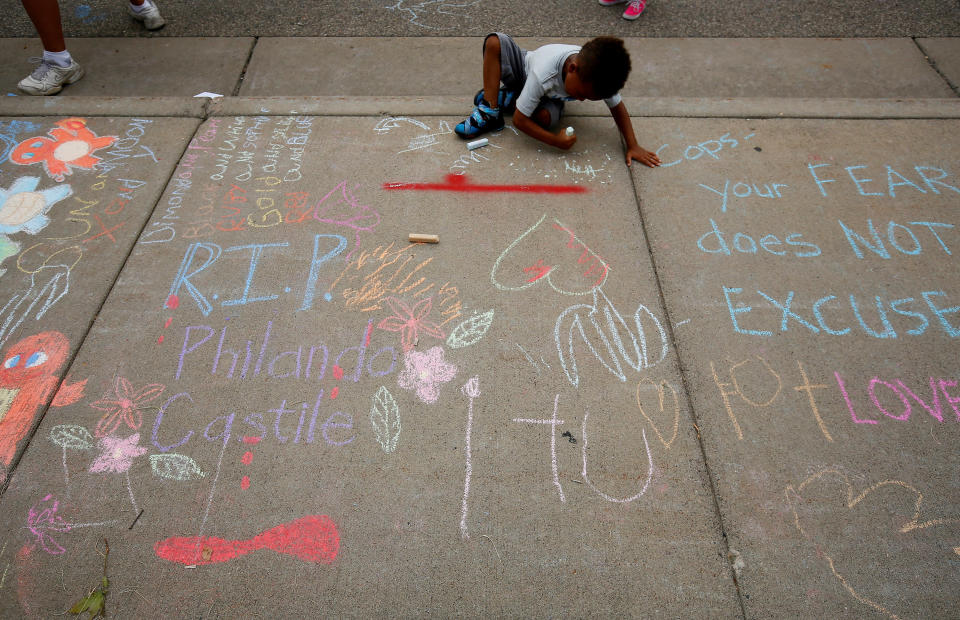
[18,58,85,96]
[129,1,165,30]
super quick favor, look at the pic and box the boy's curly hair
[578,37,631,99]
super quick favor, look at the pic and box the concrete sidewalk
[0,36,957,618]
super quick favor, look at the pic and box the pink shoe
[623,0,646,19]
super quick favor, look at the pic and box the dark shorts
[485,32,564,127]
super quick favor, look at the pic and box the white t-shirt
[515,44,623,118]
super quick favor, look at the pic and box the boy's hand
[626,146,661,168]
[555,129,576,150]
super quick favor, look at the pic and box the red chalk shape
[240,476,251,490]
[383,173,587,195]
[154,515,339,565]
[166,295,179,309]
[332,365,344,380]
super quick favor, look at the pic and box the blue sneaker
[473,88,517,114]
[455,101,503,139]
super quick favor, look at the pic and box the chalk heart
[491,214,609,296]
[635,379,680,449]
[785,470,960,619]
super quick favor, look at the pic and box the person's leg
[482,34,501,108]
[128,0,165,30]
[20,0,66,52]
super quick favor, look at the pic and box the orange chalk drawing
[786,469,960,619]
[0,331,85,483]
[11,118,116,182]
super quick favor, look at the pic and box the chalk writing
[698,178,788,212]
[722,286,960,338]
[459,377,480,539]
[512,393,566,503]
[656,131,754,169]
[807,162,959,198]
[838,219,954,259]
[580,410,653,504]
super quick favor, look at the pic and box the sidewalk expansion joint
[626,141,748,619]
[913,37,960,97]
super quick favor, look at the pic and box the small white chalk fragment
[565,126,575,137]
[409,233,439,244]
[467,138,489,150]
[185,565,197,569]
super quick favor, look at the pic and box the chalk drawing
[384,0,481,30]
[370,386,401,453]
[11,118,117,182]
[512,393,566,503]
[154,515,339,565]
[377,296,445,353]
[786,469,960,619]
[460,376,480,539]
[0,120,42,163]
[89,433,148,512]
[0,249,78,350]
[446,310,494,349]
[49,424,94,498]
[90,376,165,438]
[580,410,653,504]
[374,117,431,134]
[492,214,609,296]
[149,453,207,481]
[555,287,668,388]
[26,494,70,555]
[0,177,73,277]
[396,346,458,404]
[400,121,454,154]
[384,173,587,195]
[0,331,84,484]
[635,378,680,449]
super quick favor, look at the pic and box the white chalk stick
[467,138,489,150]
[409,233,439,244]
[565,127,575,137]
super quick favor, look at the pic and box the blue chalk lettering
[921,291,960,337]
[849,295,896,339]
[845,165,883,197]
[169,243,221,316]
[887,222,922,255]
[813,296,850,335]
[914,166,960,195]
[808,163,835,197]
[758,290,819,333]
[723,286,772,336]
[300,234,348,311]
[838,219,889,259]
[908,221,954,255]
[889,298,929,336]
[885,165,926,197]
[221,242,288,307]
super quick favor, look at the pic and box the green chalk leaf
[149,453,207,481]
[446,310,495,349]
[50,425,94,450]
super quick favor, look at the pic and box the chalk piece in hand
[565,127,575,137]
[409,234,439,244]
[467,138,489,150]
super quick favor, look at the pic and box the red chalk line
[383,173,587,195]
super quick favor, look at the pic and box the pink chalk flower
[397,346,458,404]
[27,494,71,555]
[89,433,148,474]
[91,375,165,437]
[378,296,445,353]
